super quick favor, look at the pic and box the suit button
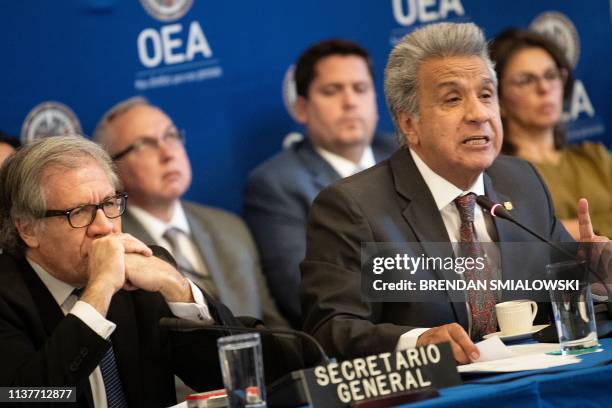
[69,356,83,372]
[80,347,88,357]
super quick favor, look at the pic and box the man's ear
[397,112,419,146]
[293,96,309,125]
[15,218,40,249]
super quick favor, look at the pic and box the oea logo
[392,0,465,26]
[137,21,212,68]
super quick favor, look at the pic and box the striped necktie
[72,288,128,407]
[100,343,129,408]
[455,193,498,340]
[163,227,218,299]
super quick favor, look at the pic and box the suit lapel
[107,291,143,407]
[483,171,518,298]
[20,259,95,408]
[20,260,65,337]
[390,149,469,328]
[296,137,395,188]
[483,172,513,244]
[295,140,341,190]
[121,210,157,245]
[390,149,453,255]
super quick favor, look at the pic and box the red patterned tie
[455,193,497,340]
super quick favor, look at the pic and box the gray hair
[384,22,496,145]
[0,135,119,255]
[92,96,150,149]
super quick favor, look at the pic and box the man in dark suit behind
[301,23,609,364]
[244,39,396,327]
[0,135,238,407]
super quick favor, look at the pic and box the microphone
[476,195,612,339]
[476,195,610,279]
[159,317,331,365]
[476,195,575,259]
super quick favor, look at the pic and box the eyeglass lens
[69,195,126,227]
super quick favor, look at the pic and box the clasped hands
[80,233,193,316]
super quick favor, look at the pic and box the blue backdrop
[1,0,610,213]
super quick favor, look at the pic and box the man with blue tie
[0,136,238,407]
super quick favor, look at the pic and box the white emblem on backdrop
[135,1,223,90]
[282,65,298,122]
[530,12,603,141]
[281,65,304,148]
[20,102,82,144]
[530,11,580,69]
[140,0,193,22]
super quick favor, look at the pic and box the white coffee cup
[495,300,538,336]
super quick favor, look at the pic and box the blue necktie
[100,343,129,408]
[73,288,129,407]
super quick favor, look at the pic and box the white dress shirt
[396,149,501,350]
[315,145,376,178]
[128,202,207,277]
[28,257,212,408]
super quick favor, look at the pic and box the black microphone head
[475,195,492,208]
[476,195,514,220]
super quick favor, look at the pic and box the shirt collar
[315,145,376,178]
[409,148,485,210]
[27,258,75,307]
[127,201,191,242]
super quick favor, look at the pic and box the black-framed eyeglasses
[43,192,128,228]
[111,128,185,161]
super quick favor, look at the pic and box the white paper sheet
[507,343,562,356]
[472,336,515,362]
[458,339,582,373]
[458,353,580,373]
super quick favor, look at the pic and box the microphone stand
[476,195,612,339]
[159,317,331,365]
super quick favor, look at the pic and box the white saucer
[482,324,549,342]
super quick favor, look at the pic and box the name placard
[302,343,460,407]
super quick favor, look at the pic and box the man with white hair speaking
[301,22,609,364]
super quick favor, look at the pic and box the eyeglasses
[507,68,566,90]
[43,192,128,228]
[111,128,185,161]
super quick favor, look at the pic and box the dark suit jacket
[243,136,397,327]
[300,148,573,360]
[121,200,288,329]
[0,252,240,407]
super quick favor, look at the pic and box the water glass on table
[217,333,266,407]
[546,260,598,355]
